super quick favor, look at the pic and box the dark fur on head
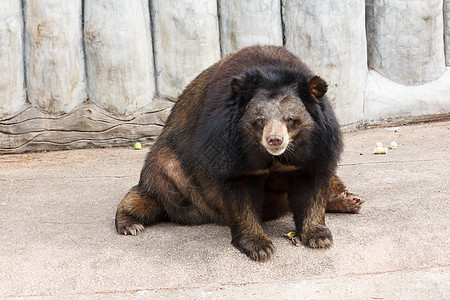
[193,61,341,179]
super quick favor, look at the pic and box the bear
[115,45,362,261]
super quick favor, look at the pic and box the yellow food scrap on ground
[283,231,300,247]
[373,147,388,154]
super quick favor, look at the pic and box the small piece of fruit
[373,147,388,154]
[283,231,301,247]
[284,231,297,239]
[134,142,142,150]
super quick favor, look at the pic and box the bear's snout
[266,135,283,146]
[262,120,289,156]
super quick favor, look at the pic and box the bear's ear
[231,70,261,109]
[308,75,328,99]
[230,76,247,96]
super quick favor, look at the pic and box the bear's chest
[245,160,299,176]
[269,160,299,173]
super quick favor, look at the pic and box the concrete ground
[0,121,449,299]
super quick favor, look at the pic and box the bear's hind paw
[117,223,145,236]
[327,191,363,213]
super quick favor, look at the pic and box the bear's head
[231,67,328,156]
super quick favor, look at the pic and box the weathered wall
[283,0,367,126]
[84,0,155,115]
[445,0,450,65]
[23,0,87,115]
[364,0,450,123]
[0,0,170,153]
[0,0,449,153]
[366,0,446,85]
[152,0,220,100]
[364,67,450,122]
[0,0,25,118]
[219,0,283,56]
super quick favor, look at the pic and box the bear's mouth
[265,145,287,156]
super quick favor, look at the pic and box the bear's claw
[117,223,145,236]
[233,237,275,261]
[301,225,333,249]
[326,191,363,213]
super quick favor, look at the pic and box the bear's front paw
[232,237,275,261]
[301,225,333,249]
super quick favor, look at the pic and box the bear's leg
[226,179,275,261]
[289,174,333,249]
[138,149,214,225]
[115,185,166,235]
[262,173,289,221]
[229,205,275,261]
[326,175,362,213]
[262,190,289,221]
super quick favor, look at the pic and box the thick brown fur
[115,45,362,261]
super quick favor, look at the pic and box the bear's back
[168,46,315,129]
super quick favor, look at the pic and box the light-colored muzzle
[262,120,289,156]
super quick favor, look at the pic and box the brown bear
[115,45,362,261]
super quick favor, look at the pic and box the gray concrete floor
[0,121,449,299]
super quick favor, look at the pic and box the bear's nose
[266,135,283,146]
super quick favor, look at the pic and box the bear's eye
[254,117,265,127]
[285,116,294,125]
